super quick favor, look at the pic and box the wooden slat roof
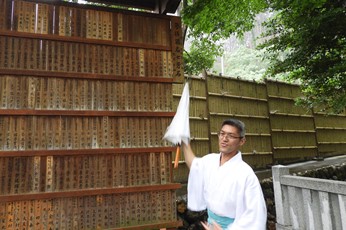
[82,0,181,14]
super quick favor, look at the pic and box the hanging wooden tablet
[81,197,89,229]
[90,196,97,229]
[15,1,24,32]
[94,11,102,40]
[17,116,25,151]
[4,37,11,69]
[18,200,27,229]
[108,46,114,75]
[66,7,76,37]
[76,197,85,230]
[143,153,150,185]
[167,51,173,78]
[118,81,125,111]
[0,76,6,109]
[66,117,73,149]
[106,155,112,187]
[0,117,4,151]
[121,81,130,111]
[29,2,36,33]
[85,9,92,37]
[46,199,54,229]
[63,198,72,229]
[81,156,88,189]
[41,40,48,71]
[75,156,82,189]
[160,152,166,185]
[51,198,59,229]
[130,48,135,77]
[13,38,21,69]
[117,13,123,42]
[62,156,70,190]
[73,117,80,149]
[0,37,5,69]
[73,157,80,190]
[120,154,126,187]
[0,160,3,195]
[17,158,25,193]
[75,7,84,37]
[107,12,113,41]
[43,4,49,34]
[138,49,145,77]
[91,10,99,39]
[149,192,157,222]
[25,199,35,229]
[113,47,119,76]
[39,199,48,227]
[27,77,36,109]
[84,117,92,149]
[91,155,98,188]
[32,156,40,192]
[36,3,43,34]
[154,118,160,146]
[32,200,40,228]
[9,117,17,150]
[93,156,100,188]
[78,43,86,73]
[161,84,166,111]
[3,117,10,150]
[1,157,9,194]
[94,117,102,148]
[45,156,53,192]
[0,0,6,29]
[80,44,90,73]
[59,41,67,72]
[161,189,168,221]
[51,116,60,149]
[11,157,20,194]
[58,6,66,36]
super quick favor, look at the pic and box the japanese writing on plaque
[171,17,184,83]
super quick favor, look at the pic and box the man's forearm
[181,143,195,169]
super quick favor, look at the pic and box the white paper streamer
[163,82,190,145]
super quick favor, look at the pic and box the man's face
[218,124,246,155]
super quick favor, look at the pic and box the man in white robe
[182,119,267,230]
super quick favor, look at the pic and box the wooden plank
[0,183,182,202]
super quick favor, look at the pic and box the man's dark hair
[221,119,246,137]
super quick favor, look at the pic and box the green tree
[259,0,346,113]
[182,0,346,114]
[221,45,269,80]
[181,0,268,75]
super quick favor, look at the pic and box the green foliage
[183,37,222,75]
[182,0,268,38]
[221,46,270,80]
[181,0,268,73]
[260,0,346,113]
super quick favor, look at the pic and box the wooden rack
[0,0,183,229]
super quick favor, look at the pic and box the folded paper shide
[163,82,190,168]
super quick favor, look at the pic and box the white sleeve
[187,157,207,211]
[228,174,267,230]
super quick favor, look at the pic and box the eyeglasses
[217,131,243,140]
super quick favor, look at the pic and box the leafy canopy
[181,0,268,75]
[181,0,346,114]
[260,0,346,114]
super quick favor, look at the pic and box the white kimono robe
[187,152,267,230]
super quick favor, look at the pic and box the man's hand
[201,221,222,230]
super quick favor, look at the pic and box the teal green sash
[207,209,235,229]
